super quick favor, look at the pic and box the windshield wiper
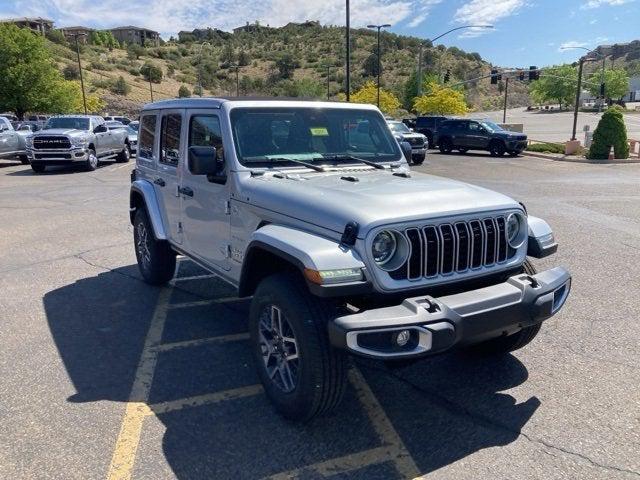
[324,154,397,170]
[264,157,326,172]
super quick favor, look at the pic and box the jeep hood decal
[243,170,520,235]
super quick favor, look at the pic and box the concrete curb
[525,151,640,164]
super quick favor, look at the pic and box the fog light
[394,330,411,347]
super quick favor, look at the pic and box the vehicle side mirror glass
[188,146,225,182]
[94,124,107,133]
[400,141,412,162]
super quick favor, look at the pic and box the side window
[189,115,224,159]
[160,114,182,167]
[139,115,157,159]
[468,122,481,132]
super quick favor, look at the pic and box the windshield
[129,122,139,132]
[45,117,90,131]
[479,120,504,132]
[127,125,137,135]
[388,121,410,133]
[230,107,402,167]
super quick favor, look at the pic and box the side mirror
[400,141,412,162]
[94,124,107,133]
[188,146,225,183]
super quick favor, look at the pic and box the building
[109,26,160,46]
[60,26,94,44]
[177,27,231,43]
[0,17,54,35]
[233,21,272,34]
[628,75,640,103]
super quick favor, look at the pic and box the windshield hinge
[225,200,231,215]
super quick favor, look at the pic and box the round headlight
[372,230,396,265]
[506,213,525,247]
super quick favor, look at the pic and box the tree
[413,82,468,115]
[178,85,191,98]
[338,81,401,114]
[62,64,80,80]
[110,76,131,96]
[529,64,577,109]
[0,24,78,118]
[588,106,629,159]
[362,52,379,77]
[221,43,235,66]
[403,71,438,110]
[140,62,163,83]
[45,29,67,45]
[274,53,299,79]
[127,43,145,60]
[237,50,250,66]
[587,68,629,101]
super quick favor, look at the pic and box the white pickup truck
[0,116,29,164]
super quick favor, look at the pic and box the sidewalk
[525,151,640,164]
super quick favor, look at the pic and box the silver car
[129,98,571,421]
[0,116,28,164]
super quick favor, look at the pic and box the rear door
[157,110,185,244]
[0,119,19,155]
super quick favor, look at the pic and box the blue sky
[0,0,637,66]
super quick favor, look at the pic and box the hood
[35,128,89,137]
[395,132,424,140]
[241,168,520,235]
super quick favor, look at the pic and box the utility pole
[417,44,423,96]
[503,77,509,123]
[367,24,391,108]
[326,64,331,100]
[149,76,154,102]
[72,33,88,114]
[572,58,584,141]
[345,0,350,101]
[229,65,240,97]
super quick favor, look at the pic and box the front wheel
[133,208,176,285]
[31,163,46,173]
[250,273,347,421]
[85,148,99,171]
[19,155,29,165]
[458,148,469,154]
[489,141,506,157]
[412,155,425,165]
[116,145,131,163]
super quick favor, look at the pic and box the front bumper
[27,147,89,163]
[328,267,570,359]
[506,140,528,151]
[411,148,427,158]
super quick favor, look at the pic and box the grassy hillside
[44,23,532,116]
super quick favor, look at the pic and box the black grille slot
[439,225,455,274]
[496,217,507,262]
[423,226,439,277]
[455,223,470,271]
[469,220,484,268]
[484,219,497,265]
[33,136,71,149]
[406,228,423,280]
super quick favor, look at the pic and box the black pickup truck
[435,119,528,157]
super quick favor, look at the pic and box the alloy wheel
[258,305,299,393]
[136,222,151,267]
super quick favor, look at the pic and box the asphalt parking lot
[1,153,639,479]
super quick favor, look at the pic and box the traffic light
[491,69,499,84]
[444,69,450,83]
[600,83,606,96]
[529,66,539,81]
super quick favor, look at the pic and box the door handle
[154,178,166,187]
[178,186,194,197]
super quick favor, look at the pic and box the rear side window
[138,115,157,159]
[160,114,182,167]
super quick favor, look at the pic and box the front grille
[33,136,71,150]
[34,153,72,159]
[394,216,513,281]
[408,137,425,147]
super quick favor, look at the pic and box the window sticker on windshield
[310,127,329,136]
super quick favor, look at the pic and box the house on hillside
[60,26,94,43]
[178,27,231,42]
[233,21,272,34]
[0,17,54,35]
[283,20,320,29]
[109,26,160,46]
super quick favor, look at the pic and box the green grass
[526,142,565,154]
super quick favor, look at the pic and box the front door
[467,121,491,149]
[0,130,19,156]
[180,112,230,270]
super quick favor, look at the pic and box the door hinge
[177,222,183,234]
[224,200,231,215]
[225,244,232,258]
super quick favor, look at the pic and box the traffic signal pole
[503,77,509,123]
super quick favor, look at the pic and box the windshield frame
[478,120,504,133]
[44,117,91,131]
[229,106,403,169]
[387,121,410,133]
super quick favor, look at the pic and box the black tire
[85,148,99,171]
[412,155,425,165]
[425,133,434,148]
[508,150,521,157]
[19,154,29,165]
[133,208,176,285]
[458,148,469,154]
[250,273,347,422]
[116,144,131,163]
[465,260,542,355]
[31,163,46,173]
[489,140,506,157]
[438,137,453,154]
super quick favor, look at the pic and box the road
[474,107,640,143]
[1,154,639,479]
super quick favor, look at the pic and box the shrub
[46,29,67,45]
[526,142,564,154]
[140,62,163,83]
[588,106,629,160]
[62,64,80,80]
[178,85,191,98]
[110,76,131,96]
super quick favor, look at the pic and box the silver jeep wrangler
[129,98,571,421]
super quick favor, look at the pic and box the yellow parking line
[106,287,172,480]
[148,384,263,415]
[167,297,244,309]
[349,368,421,478]
[171,274,218,283]
[155,332,250,352]
[263,445,398,480]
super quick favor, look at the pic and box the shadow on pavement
[44,265,539,479]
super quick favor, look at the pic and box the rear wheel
[31,163,46,173]
[489,140,506,157]
[465,260,542,355]
[438,137,453,154]
[133,208,176,285]
[116,144,130,163]
[250,273,347,421]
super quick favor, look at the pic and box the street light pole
[571,58,584,141]
[345,0,350,101]
[416,25,493,97]
[503,77,509,123]
[367,24,391,107]
[71,33,88,114]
